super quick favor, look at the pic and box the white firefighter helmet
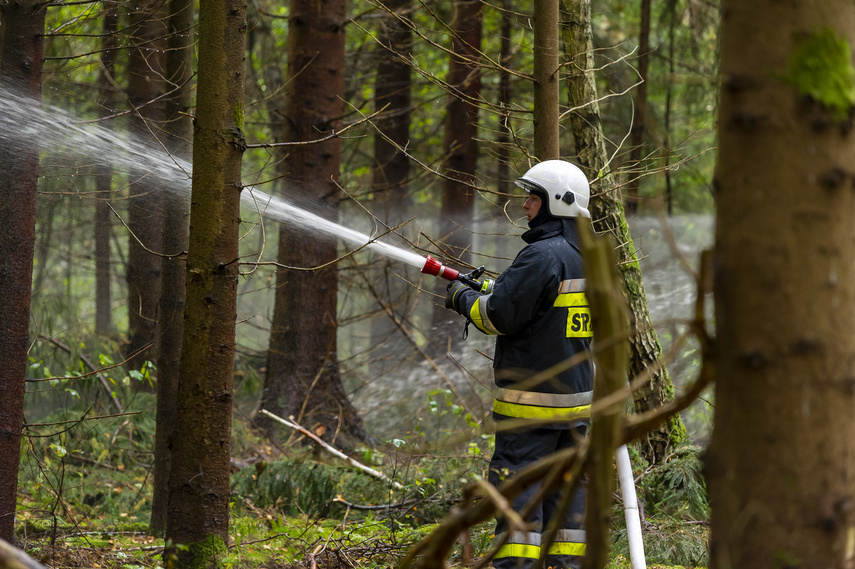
[514,160,591,219]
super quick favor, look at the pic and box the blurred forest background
[2,0,721,567]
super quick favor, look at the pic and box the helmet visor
[514,178,548,197]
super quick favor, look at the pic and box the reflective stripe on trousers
[495,530,586,560]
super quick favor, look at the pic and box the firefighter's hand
[445,280,468,313]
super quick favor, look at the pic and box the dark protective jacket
[454,218,594,427]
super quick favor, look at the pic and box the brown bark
[95,0,118,336]
[150,0,193,537]
[438,0,481,259]
[533,0,559,160]
[369,0,414,364]
[708,4,855,566]
[262,0,366,445]
[562,0,686,465]
[0,0,45,544]
[431,0,482,342]
[496,0,512,195]
[125,0,167,367]
[624,0,650,214]
[164,0,245,564]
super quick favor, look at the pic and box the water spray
[0,87,494,292]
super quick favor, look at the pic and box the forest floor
[16,392,708,569]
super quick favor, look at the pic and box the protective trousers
[488,426,587,569]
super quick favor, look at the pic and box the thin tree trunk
[0,0,45,543]
[625,0,650,214]
[164,0,245,563]
[533,0,560,160]
[663,0,676,216]
[125,0,166,367]
[95,0,118,336]
[261,0,366,445]
[369,0,414,368]
[709,4,855,566]
[431,0,482,344]
[150,0,193,537]
[562,0,686,465]
[496,0,512,194]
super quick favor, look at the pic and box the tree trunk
[708,4,855,566]
[624,0,650,214]
[125,0,166,368]
[431,0,482,345]
[261,0,366,446]
[0,0,45,544]
[369,0,414,369]
[533,0,560,160]
[150,0,193,537]
[496,0,512,194]
[95,0,118,336]
[662,0,676,216]
[562,0,686,465]
[164,0,245,564]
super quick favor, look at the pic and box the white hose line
[616,444,647,569]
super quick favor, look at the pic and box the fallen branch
[332,497,418,511]
[0,538,46,569]
[258,409,404,490]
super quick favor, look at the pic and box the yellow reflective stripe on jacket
[496,388,593,408]
[554,290,592,338]
[493,399,591,421]
[469,294,502,335]
[495,543,541,560]
[494,389,593,421]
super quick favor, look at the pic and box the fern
[642,445,709,520]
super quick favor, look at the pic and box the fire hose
[419,255,491,292]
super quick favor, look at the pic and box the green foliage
[611,514,709,567]
[641,445,709,521]
[231,446,488,526]
[232,454,394,518]
[607,445,710,567]
[784,27,855,121]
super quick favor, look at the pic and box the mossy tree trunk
[150,0,193,537]
[562,0,686,465]
[709,3,855,565]
[0,0,45,544]
[164,0,245,564]
[262,0,366,445]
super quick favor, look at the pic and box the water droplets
[1,84,427,271]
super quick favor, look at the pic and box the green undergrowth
[230,449,489,525]
[610,445,709,568]
[16,350,709,568]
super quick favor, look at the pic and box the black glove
[445,280,468,313]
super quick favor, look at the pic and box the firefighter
[445,160,594,569]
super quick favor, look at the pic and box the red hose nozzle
[420,255,460,281]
